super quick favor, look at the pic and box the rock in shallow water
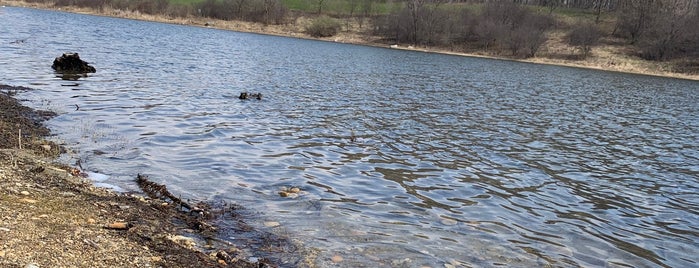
[263,221,280,227]
[331,255,343,263]
[440,218,458,226]
[51,53,96,73]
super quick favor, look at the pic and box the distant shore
[2,0,698,81]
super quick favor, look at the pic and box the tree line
[374,0,699,61]
[25,0,289,24]
[22,0,699,66]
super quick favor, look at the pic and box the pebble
[168,235,196,248]
[60,192,76,197]
[0,227,10,232]
[20,191,30,196]
[87,218,96,224]
[0,250,5,257]
[25,264,39,268]
[263,221,280,227]
[392,258,411,266]
[444,264,455,268]
[19,198,37,204]
[278,191,299,198]
[331,255,343,263]
[105,222,129,230]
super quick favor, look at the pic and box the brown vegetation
[566,20,602,59]
[305,16,342,37]
[2,0,698,79]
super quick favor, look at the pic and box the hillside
[2,0,698,81]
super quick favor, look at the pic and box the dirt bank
[0,84,302,267]
[2,0,698,81]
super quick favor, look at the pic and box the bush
[477,2,553,58]
[164,3,195,18]
[305,16,341,37]
[566,21,602,58]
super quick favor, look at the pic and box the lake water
[2,6,698,267]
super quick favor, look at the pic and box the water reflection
[56,73,86,81]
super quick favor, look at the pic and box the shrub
[305,16,341,37]
[164,3,195,18]
[566,21,602,58]
[479,4,553,58]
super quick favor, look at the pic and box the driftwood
[136,174,217,235]
[136,174,193,210]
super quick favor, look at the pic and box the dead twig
[136,174,193,210]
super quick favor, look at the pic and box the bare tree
[638,0,695,60]
[317,0,326,14]
[357,0,373,29]
[615,0,660,43]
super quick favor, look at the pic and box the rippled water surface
[2,6,699,267]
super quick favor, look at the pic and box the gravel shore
[0,84,293,267]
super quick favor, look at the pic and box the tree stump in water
[51,53,96,73]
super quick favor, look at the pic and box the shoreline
[2,0,698,81]
[0,84,301,267]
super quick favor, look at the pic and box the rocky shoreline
[0,84,301,267]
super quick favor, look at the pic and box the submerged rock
[51,53,96,74]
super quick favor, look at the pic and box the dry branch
[136,174,193,210]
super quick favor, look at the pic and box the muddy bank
[0,84,308,267]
